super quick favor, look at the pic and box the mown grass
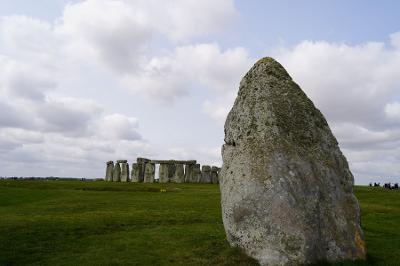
[0,181,398,265]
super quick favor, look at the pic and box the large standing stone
[137,158,150,182]
[159,163,169,183]
[171,163,184,183]
[211,166,219,184]
[131,163,141,182]
[105,161,114,181]
[168,162,176,180]
[192,164,201,183]
[143,163,155,183]
[219,57,366,265]
[120,162,129,182]
[184,164,193,182]
[112,163,121,182]
[200,165,212,183]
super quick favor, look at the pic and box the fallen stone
[219,57,366,265]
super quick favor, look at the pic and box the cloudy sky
[0,0,399,184]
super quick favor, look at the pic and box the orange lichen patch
[355,230,366,259]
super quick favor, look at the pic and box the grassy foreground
[0,181,399,266]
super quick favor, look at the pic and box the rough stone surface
[168,163,176,180]
[131,163,141,182]
[105,161,114,181]
[159,163,169,183]
[219,57,366,266]
[184,164,193,183]
[117,159,127,163]
[211,166,219,184]
[200,165,212,183]
[192,164,201,183]
[143,163,155,183]
[112,163,121,182]
[120,162,129,182]
[171,163,184,183]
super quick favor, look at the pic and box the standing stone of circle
[171,163,184,183]
[192,164,201,183]
[211,166,219,184]
[143,163,155,183]
[184,164,193,182]
[120,162,129,182]
[159,163,169,183]
[168,162,176,180]
[200,165,212,183]
[131,163,141,182]
[137,158,150,182]
[219,57,366,265]
[105,161,114,181]
[112,163,121,182]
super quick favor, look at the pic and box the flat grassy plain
[0,181,398,266]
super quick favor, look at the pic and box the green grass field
[0,180,399,266]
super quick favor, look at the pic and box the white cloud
[123,43,251,101]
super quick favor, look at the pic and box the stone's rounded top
[106,161,114,164]
[254,56,276,65]
[117,160,127,163]
[245,56,292,82]
[202,165,211,171]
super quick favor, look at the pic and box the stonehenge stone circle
[200,165,212,183]
[105,161,114,181]
[105,158,219,184]
[159,163,169,183]
[143,163,155,183]
[120,162,129,182]
[112,163,121,182]
[219,57,366,265]
[171,163,185,183]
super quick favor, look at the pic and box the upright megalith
[211,166,219,184]
[120,162,129,182]
[112,163,121,182]
[219,57,366,265]
[131,163,141,182]
[143,163,155,183]
[171,163,184,183]
[105,161,114,181]
[184,164,193,183]
[168,163,176,180]
[192,164,201,183]
[159,163,169,183]
[137,157,150,182]
[200,165,212,183]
